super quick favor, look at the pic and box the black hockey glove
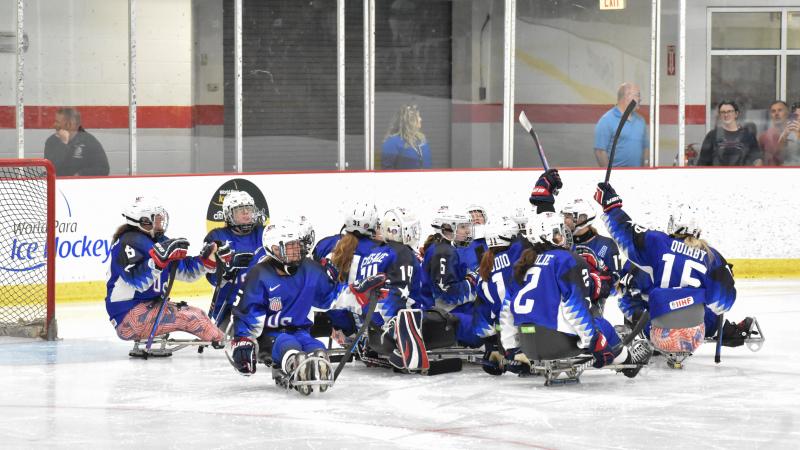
[529,169,562,210]
[149,238,189,270]
[590,331,614,369]
[200,241,233,271]
[594,182,622,212]
[231,337,257,376]
[503,348,532,375]
[222,252,254,281]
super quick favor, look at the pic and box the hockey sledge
[129,334,226,359]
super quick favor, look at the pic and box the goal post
[0,158,57,340]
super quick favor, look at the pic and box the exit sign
[600,0,626,10]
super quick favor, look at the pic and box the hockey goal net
[0,158,57,340]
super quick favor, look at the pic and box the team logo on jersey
[669,296,694,310]
[268,297,282,312]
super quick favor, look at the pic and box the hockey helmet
[667,204,702,238]
[526,211,572,249]
[381,207,421,249]
[484,217,518,249]
[222,190,257,234]
[343,202,379,238]
[122,196,169,239]
[262,220,304,273]
[561,198,596,233]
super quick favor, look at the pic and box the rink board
[1,167,796,302]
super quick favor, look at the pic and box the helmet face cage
[297,216,316,258]
[123,198,169,238]
[223,191,256,234]
[468,205,488,225]
[262,222,304,268]
[562,199,595,232]
[343,203,378,237]
[526,212,572,249]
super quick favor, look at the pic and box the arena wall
[5,167,795,302]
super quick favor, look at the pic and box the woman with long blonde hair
[381,104,432,169]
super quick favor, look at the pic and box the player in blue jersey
[562,198,620,316]
[346,207,428,372]
[419,208,485,347]
[106,197,228,344]
[593,183,759,353]
[204,191,265,330]
[229,220,345,395]
[457,204,489,273]
[497,208,652,378]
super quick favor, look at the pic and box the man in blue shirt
[594,83,649,167]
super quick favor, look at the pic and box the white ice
[1,279,799,449]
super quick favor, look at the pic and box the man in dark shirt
[697,100,762,167]
[44,108,110,176]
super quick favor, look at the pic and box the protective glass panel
[784,55,800,166]
[788,11,800,50]
[514,1,652,169]
[22,0,127,175]
[373,0,504,170]
[137,0,230,174]
[235,0,338,172]
[0,1,16,158]
[711,12,780,50]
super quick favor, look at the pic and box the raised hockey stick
[145,263,179,355]
[333,273,388,382]
[714,313,724,364]
[604,99,637,183]
[518,110,550,170]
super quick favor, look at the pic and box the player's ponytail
[684,236,716,265]
[421,233,444,256]
[478,248,496,280]
[513,242,550,284]
[111,224,138,242]
[331,232,359,282]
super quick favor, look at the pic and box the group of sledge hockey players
[104,170,762,395]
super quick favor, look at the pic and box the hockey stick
[333,274,388,382]
[206,252,226,319]
[604,99,637,183]
[145,263,179,355]
[518,110,550,170]
[714,313,724,364]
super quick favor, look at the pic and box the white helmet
[122,197,169,238]
[561,198,596,233]
[511,206,532,236]
[222,190,256,234]
[262,220,304,273]
[467,204,488,225]
[667,204,701,238]
[484,217,518,249]
[525,211,572,249]
[381,207,420,249]
[343,202,378,237]
[432,207,474,246]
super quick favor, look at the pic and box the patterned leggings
[116,300,225,342]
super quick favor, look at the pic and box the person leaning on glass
[381,104,432,170]
[697,100,762,167]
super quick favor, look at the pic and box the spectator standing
[757,100,789,166]
[594,82,649,168]
[44,107,110,176]
[697,100,762,166]
[381,104,432,169]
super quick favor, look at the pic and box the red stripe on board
[1,103,704,129]
[452,103,707,125]
[0,105,225,129]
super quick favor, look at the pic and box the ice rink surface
[1,279,799,449]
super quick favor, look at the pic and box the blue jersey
[312,234,342,262]
[502,248,595,348]
[204,225,264,319]
[353,240,423,326]
[602,207,736,316]
[105,230,207,326]
[457,238,487,273]
[475,240,525,328]
[420,240,476,310]
[233,259,336,339]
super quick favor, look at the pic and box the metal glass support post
[234,0,243,172]
[15,0,23,158]
[128,0,137,174]
[678,0,686,167]
[337,0,345,171]
[649,0,660,167]
[502,0,515,169]
[364,0,375,170]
